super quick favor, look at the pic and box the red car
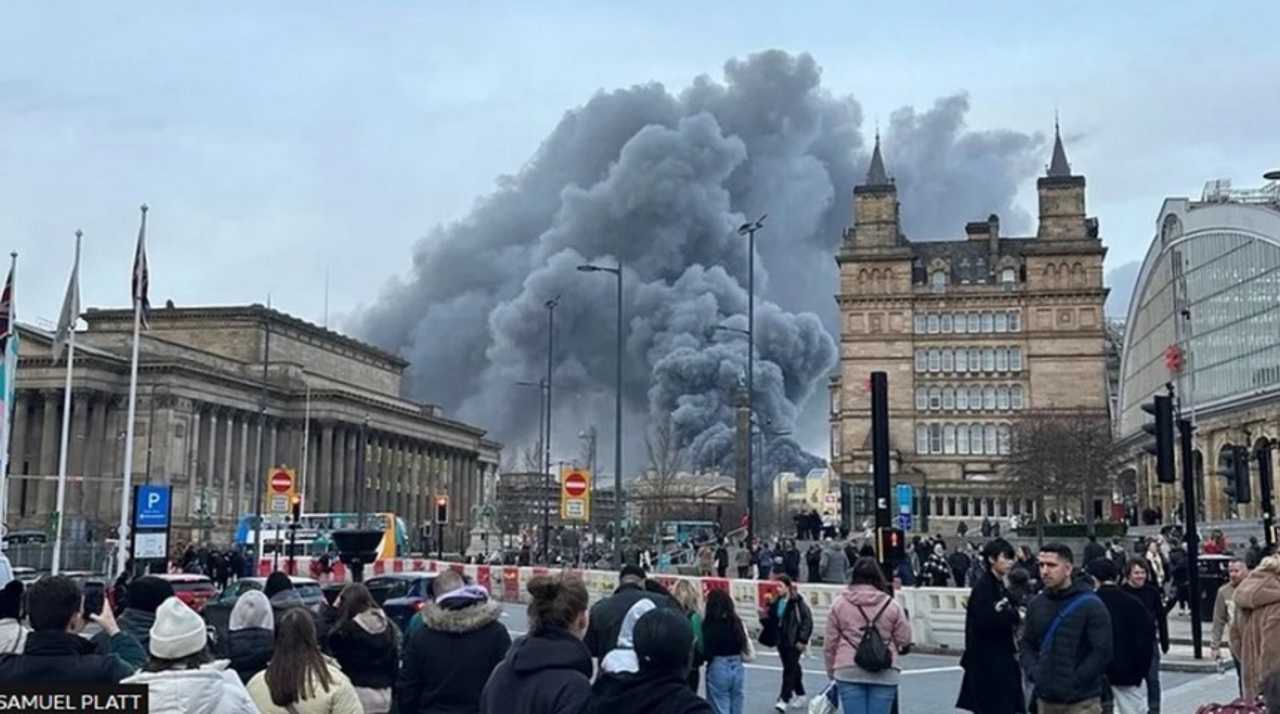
[152,574,219,612]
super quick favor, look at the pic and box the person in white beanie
[213,589,274,684]
[122,596,257,714]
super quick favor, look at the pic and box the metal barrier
[6,543,116,576]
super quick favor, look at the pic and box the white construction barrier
[261,556,970,649]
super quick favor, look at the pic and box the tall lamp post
[576,262,624,562]
[753,418,790,537]
[712,323,757,539]
[542,296,561,563]
[737,215,766,541]
[516,378,549,551]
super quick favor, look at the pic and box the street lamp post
[516,378,549,553]
[753,417,789,537]
[712,323,760,539]
[576,262,624,563]
[543,297,561,563]
[737,216,766,541]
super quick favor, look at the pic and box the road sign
[265,468,297,514]
[896,483,913,514]
[896,512,913,531]
[135,485,172,530]
[560,467,592,522]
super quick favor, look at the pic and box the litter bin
[1196,554,1232,623]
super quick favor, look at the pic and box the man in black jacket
[1019,543,1113,714]
[583,565,677,662]
[1086,558,1153,714]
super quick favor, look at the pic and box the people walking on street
[481,574,593,714]
[327,583,400,714]
[1018,543,1113,714]
[825,557,912,714]
[584,564,677,662]
[760,574,813,711]
[702,589,751,714]
[1229,555,1280,700]
[1121,557,1169,713]
[122,596,258,714]
[956,539,1025,714]
[215,590,274,684]
[1085,559,1153,714]
[581,608,713,714]
[0,574,146,684]
[1211,557,1249,695]
[246,608,362,714]
[819,539,850,584]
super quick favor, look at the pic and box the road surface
[497,603,1227,713]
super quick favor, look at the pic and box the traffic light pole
[870,372,891,532]
[1260,440,1277,551]
[1178,417,1204,659]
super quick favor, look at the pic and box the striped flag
[0,256,18,480]
[52,232,82,360]
[132,205,151,328]
[0,261,12,351]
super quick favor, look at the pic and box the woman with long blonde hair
[671,579,705,692]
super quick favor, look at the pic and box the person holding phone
[0,574,147,683]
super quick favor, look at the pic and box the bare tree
[520,441,543,473]
[1002,411,1118,538]
[633,414,688,537]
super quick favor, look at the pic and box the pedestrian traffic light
[1141,395,1176,484]
[877,527,907,564]
[435,495,449,525]
[1221,445,1252,504]
[290,494,302,521]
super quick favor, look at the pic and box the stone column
[374,435,388,513]
[318,421,334,512]
[343,428,358,513]
[84,395,109,514]
[220,410,234,521]
[99,398,123,523]
[67,393,91,520]
[236,416,250,519]
[7,391,29,523]
[268,420,279,470]
[329,424,344,512]
[206,409,220,504]
[187,407,202,520]
[395,440,408,517]
[407,443,421,534]
[37,390,61,514]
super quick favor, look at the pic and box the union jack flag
[132,205,151,329]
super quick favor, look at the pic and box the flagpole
[0,252,16,531]
[117,205,147,575]
[51,231,82,575]
[300,382,311,505]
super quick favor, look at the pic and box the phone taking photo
[82,580,106,617]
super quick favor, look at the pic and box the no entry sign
[271,470,293,493]
[265,467,298,514]
[559,467,592,522]
[564,471,588,498]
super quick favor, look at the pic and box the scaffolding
[1201,178,1280,206]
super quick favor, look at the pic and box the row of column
[6,389,491,545]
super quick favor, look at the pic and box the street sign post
[130,484,173,570]
[896,512,912,531]
[135,485,171,529]
[265,467,297,514]
[895,483,913,515]
[560,467,592,522]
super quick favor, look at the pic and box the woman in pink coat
[823,557,913,714]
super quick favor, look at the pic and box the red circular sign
[270,470,293,493]
[563,471,588,498]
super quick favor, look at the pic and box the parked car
[153,574,219,613]
[202,575,324,634]
[362,572,463,634]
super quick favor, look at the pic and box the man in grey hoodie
[819,540,850,584]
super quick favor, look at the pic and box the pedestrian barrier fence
[260,556,970,649]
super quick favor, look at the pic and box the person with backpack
[823,557,912,714]
[1019,543,1113,714]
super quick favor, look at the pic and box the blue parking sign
[897,512,913,531]
[135,485,171,530]
[895,483,913,514]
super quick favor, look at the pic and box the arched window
[1010,347,1024,371]
[931,270,947,293]
[983,386,997,410]
[969,385,983,409]
[985,424,998,454]
[941,314,953,333]
[969,347,982,372]
[955,349,968,372]
[967,313,980,332]
[915,387,928,411]
[998,424,1012,455]
[997,386,1010,410]
[954,312,968,334]
[957,423,970,454]
[995,312,1008,332]
[916,424,929,453]
[1011,385,1025,409]
[970,424,985,454]
[928,349,941,372]
[927,314,940,333]
[981,312,994,332]
[942,387,955,410]
[943,424,956,454]
[941,348,954,372]
[956,387,969,411]
[996,347,1009,372]
[1001,267,1016,290]
[982,347,995,371]
[915,349,928,372]
[929,387,942,410]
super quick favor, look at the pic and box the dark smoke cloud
[354,50,1047,487]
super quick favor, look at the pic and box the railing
[6,542,117,576]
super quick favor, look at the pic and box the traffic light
[290,494,302,522]
[435,495,449,525]
[877,527,907,564]
[1221,445,1252,504]
[1141,395,1176,484]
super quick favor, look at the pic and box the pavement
[498,602,1236,713]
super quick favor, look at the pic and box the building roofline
[82,304,409,369]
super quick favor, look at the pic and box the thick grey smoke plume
[354,50,1047,485]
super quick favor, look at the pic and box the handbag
[807,681,839,714]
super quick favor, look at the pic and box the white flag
[51,232,81,361]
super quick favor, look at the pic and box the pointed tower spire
[866,132,890,186]
[1047,117,1072,177]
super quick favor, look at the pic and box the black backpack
[848,599,895,672]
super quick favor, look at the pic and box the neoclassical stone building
[9,304,501,547]
[828,129,1111,528]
